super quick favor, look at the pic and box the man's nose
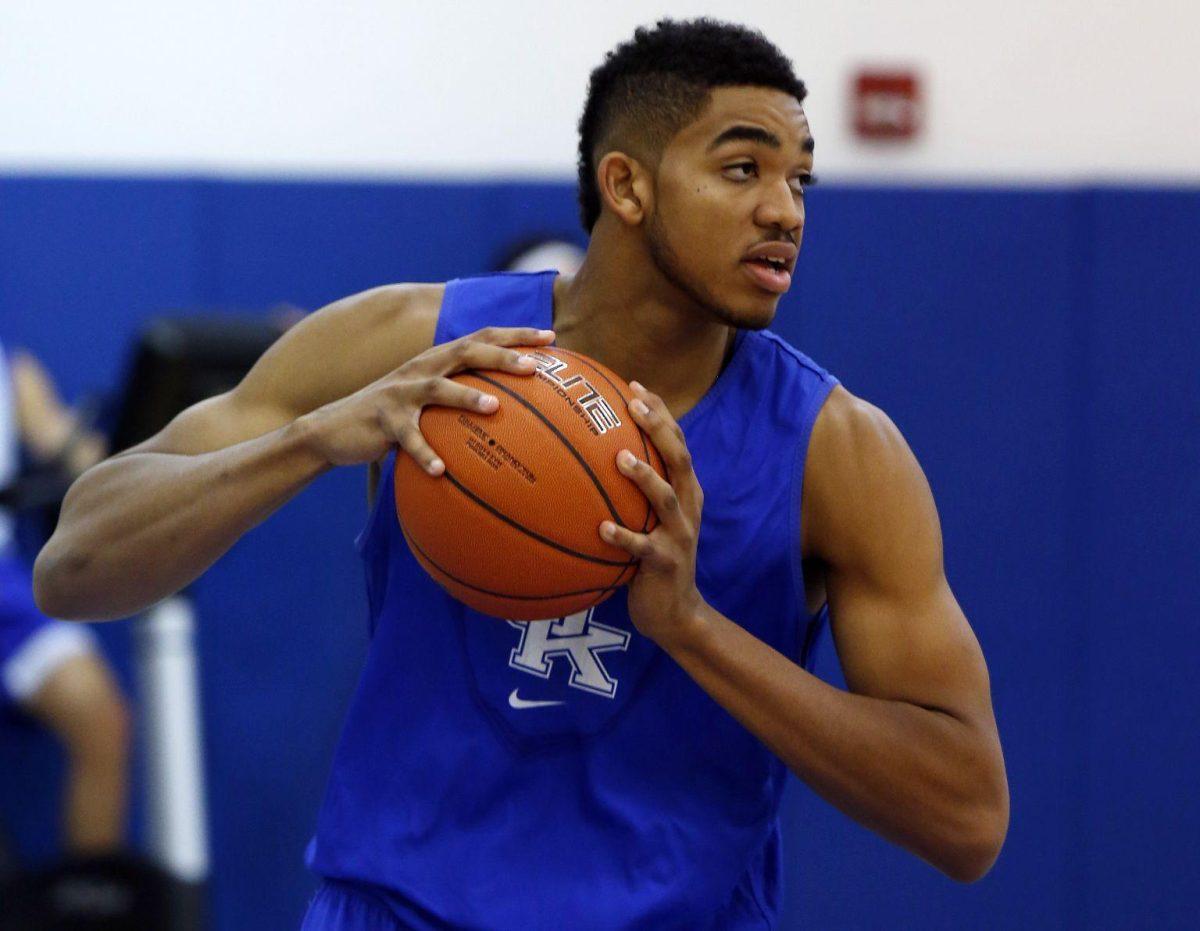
[754,179,803,234]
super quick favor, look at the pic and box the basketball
[393,346,666,620]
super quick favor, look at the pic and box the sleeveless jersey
[307,271,839,929]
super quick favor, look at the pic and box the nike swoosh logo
[508,688,565,709]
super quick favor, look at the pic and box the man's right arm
[33,398,330,621]
[32,283,441,621]
[33,283,554,622]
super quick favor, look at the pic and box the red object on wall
[852,70,922,140]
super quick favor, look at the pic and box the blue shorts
[0,552,96,713]
[300,879,446,931]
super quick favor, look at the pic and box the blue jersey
[307,271,839,929]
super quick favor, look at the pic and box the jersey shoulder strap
[434,271,555,345]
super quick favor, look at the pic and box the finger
[629,381,686,450]
[446,341,546,377]
[598,520,657,561]
[418,376,501,414]
[615,448,687,534]
[420,340,544,380]
[627,382,701,514]
[390,415,445,477]
[466,326,556,349]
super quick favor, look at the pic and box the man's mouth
[741,258,792,294]
[741,242,797,294]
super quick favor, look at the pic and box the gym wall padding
[1,177,1196,930]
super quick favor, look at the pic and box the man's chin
[711,297,777,331]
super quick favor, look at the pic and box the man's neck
[549,236,738,421]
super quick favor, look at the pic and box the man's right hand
[297,326,555,474]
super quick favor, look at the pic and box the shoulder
[321,281,445,349]
[277,281,445,357]
[808,385,907,477]
[802,386,941,574]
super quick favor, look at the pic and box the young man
[34,19,1008,929]
[1,341,130,858]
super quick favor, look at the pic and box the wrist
[653,592,714,655]
[285,414,335,473]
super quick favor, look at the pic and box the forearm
[34,418,331,620]
[663,603,1007,882]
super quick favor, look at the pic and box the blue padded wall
[1,177,1196,930]
[779,188,1083,929]
[1080,191,1200,929]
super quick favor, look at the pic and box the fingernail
[630,399,649,416]
[428,459,444,475]
[618,450,636,468]
[630,381,644,393]
[539,330,555,338]
[600,521,615,540]
[517,355,536,367]
[479,394,498,411]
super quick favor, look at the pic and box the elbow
[32,542,88,621]
[941,830,1005,884]
[32,544,66,618]
[932,728,1010,883]
[938,791,1010,884]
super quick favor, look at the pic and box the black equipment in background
[0,853,179,931]
[110,315,288,453]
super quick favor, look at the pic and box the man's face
[645,86,813,330]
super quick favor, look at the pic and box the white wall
[1,0,1196,181]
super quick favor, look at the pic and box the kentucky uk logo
[507,608,630,698]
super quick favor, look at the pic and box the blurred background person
[494,235,587,276]
[0,340,131,860]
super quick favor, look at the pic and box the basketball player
[1,341,130,857]
[33,19,1008,929]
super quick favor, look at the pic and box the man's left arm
[600,383,1009,883]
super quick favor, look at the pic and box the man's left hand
[599,381,706,645]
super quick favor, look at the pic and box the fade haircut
[576,18,807,232]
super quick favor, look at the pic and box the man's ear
[596,151,653,226]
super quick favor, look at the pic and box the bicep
[828,564,994,727]
[809,390,996,727]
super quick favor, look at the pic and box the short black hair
[576,18,807,232]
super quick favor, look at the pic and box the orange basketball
[393,346,667,620]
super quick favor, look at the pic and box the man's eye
[790,173,816,196]
[723,163,757,181]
